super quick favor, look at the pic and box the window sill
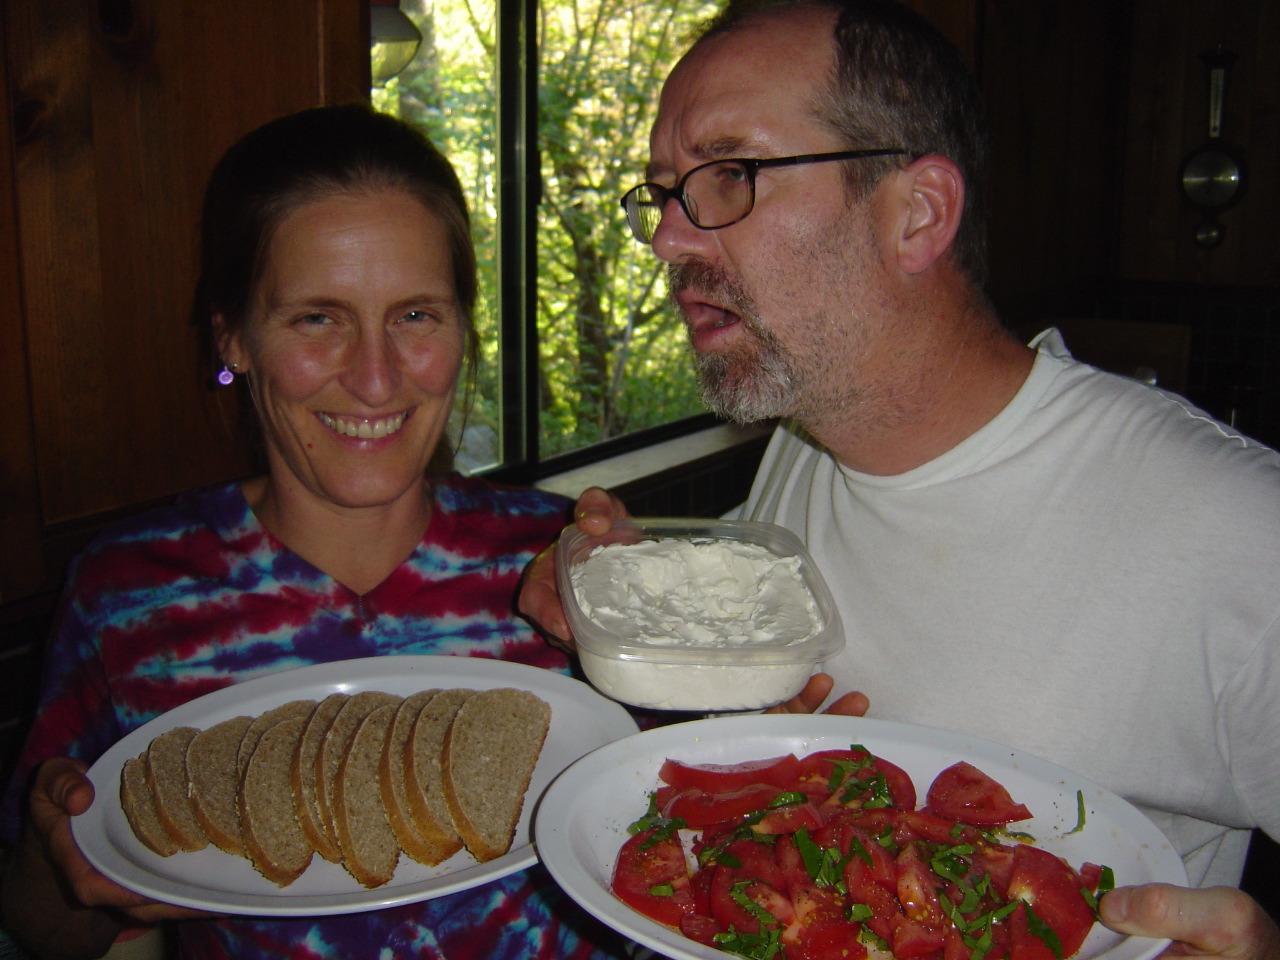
[536,421,775,517]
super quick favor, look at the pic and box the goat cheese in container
[555,519,844,711]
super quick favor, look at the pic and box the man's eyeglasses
[619,149,910,244]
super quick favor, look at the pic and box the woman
[0,105,626,960]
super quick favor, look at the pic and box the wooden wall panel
[1,0,367,605]
[1117,0,1280,285]
[979,0,1130,317]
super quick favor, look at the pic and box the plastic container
[555,518,844,711]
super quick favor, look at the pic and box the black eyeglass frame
[619,148,911,242]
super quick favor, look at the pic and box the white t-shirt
[734,329,1280,888]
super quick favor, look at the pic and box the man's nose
[651,194,717,264]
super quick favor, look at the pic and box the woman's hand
[518,486,630,652]
[1100,883,1280,960]
[3,757,216,959]
[764,673,870,716]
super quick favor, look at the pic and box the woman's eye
[298,312,331,326]
[400,310,438,324]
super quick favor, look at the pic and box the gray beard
[671,260,803,424]
[693,330,799,424]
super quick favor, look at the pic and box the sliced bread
[404,688,475,864]
[316,691,402,846]
[292,693,348,862]
[144,726,207,852]
[187,714,254,855]
[240,715,313,886]
[120,754,180,857]
[378,689,443,865]
[440,688,551,863]
[236,699,315,781]
[334,703,401,888]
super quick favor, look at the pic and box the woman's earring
[217,361,239,386]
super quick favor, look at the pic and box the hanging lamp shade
[371,0,422,85]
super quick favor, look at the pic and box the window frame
[479,0,719,487]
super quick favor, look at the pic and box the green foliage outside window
[375,0,719,470]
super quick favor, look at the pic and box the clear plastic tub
[555,518,844,711]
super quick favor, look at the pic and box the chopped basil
[711,882,784,960]
[1024,902,1065,960]
[795,827,850,888]
[627,791,687,847]
[930,843,975,883]
[1082,864,1116,917]
[1065,790,1087,835]
[648,882,674,898]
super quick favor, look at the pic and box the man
[519,0,1280,956]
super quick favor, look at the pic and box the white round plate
[534,714,1187,960]
[75,656,638,916]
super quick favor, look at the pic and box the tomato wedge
[796,748,918,810]
[611,827,694,927]
[925,761,1032,825]
[665,783,783,829]
[1006,844,1094,960]
[660,754,804,791]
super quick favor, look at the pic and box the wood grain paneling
[1118,0,1280,285]
[1,0,365,605]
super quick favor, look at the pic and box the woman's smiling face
[219,188,465,515]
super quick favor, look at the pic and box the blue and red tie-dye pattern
[2,475,629,959]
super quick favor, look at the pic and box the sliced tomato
[797,748,917,810]
[1006,844,1094,960]
[789,918,870,960]
[709,866,795,934]
[925,761,1032,825]
[679,912,723,946]
[664,783,783,829]
[894,809,976,845]
[611,827,694,927]
[660,754,803,791]
[754,801,826,835]
[895,843,949,932]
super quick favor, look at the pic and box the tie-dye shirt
[3,476,630,960]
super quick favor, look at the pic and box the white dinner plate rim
[75,655,638,917]
[533,713,1187,960]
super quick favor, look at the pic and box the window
[373,0,720,482]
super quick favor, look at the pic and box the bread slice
[240,715,313,886]
[334,703,401,887]
[404,688,475,864]
[441,688,551,863]
[316,691,402,848]
[237,699,316,780]
[144,727,207,852]
[120,754,179,856]
[187,715,254,855]
[292,693,348,862]
[379,689,444,865]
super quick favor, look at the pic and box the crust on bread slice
[379,689,443,866]
[145,726,208,852]
[121,754,180,857]
[188,715,254,856]
[241,715,313,886]
[317,692,402,851]
[292,693,348,862]
[404,688,475,864]
[236,699,315,781]
[441,688,550,863]
[334,703,401,888]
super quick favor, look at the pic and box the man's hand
[519,486,630,651]
[765,673,870,716]
[1100,883,1280,960]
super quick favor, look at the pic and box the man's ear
[893,154,964,275]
